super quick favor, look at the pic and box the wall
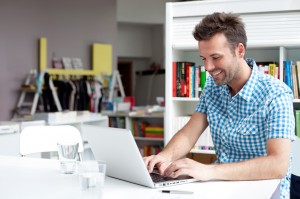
[0,0,117,120]
[117,0,175,24]
[118,23,153,58]
[117,24,165,104]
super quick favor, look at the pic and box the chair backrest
[292,136,300,176]
[20,125,84,156]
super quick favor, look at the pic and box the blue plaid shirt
[196,58,295,198]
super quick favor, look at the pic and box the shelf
[190,149,215,155]
[102,111,129,117]
[134,137,164,141]
[129,113,164,118]
[102,111,164,118]
[47,114,108,125]
[45,68,98,76]
[294,99,300,103]
[172,97,199,102]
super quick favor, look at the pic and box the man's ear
[237,43,245,58]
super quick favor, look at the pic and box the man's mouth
[211,70,222,78]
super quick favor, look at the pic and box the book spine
[268,64,276,77]
[180,62,186,97]
[191,66,195,98]
[195,66,200,98]
[176,62,181,97]
[200,66,206,91]
[172,62,177,97]
[186,64,190,98]
[284,60,293,92]
[292,64,299,99]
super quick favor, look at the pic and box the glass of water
[79,160,106,199]
[57,142,79,174]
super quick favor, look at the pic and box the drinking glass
[79,160,106,199]
[57,142,79,174]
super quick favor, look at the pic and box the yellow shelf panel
[46,68,98,75]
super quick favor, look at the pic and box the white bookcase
[165,0,300,153]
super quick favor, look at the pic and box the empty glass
[79,160,106,199]
[57,142,79,174]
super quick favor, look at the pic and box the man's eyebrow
[210,53,221,57]
[199,53,220,58]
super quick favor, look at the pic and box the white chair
[20,125,84,159]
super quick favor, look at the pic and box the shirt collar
[236,58,258,102]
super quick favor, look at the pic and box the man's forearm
[209,155,289,181]
[160,130,195,162]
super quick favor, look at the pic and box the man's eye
[212,57,219,60]
[201,57,206,61]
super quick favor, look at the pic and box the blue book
[284,60,293,92]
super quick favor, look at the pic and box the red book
[172,62,177,97]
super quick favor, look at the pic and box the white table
[0,156,280,199]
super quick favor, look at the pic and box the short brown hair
[193,12,247,53]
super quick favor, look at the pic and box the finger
[172,168,189,178]
[164,162,176,177]
[147,156,159,173]
[157,162,171,175]
[143,156,151,166]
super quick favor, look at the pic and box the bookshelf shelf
[165,0,300,155]
[172,97,199,102]
[190,149,215,155]
[134,137,164,142]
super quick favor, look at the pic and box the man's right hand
[143,153,172,175]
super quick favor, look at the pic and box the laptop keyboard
[150,172,193,183]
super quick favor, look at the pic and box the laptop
[81,124,197,188]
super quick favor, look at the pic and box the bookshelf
[103,111,165,156]
[165,0,300,154]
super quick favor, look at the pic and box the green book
[200,65,206,91]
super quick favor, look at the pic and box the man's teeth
[212,70,221,76]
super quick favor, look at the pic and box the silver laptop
[81,124,197,188]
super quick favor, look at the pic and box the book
[283,60,293,92]
[268,63,276,77]
[292,64,299,99]
[200,66,206,91]
[172,62,177,97]
[72,58,83,69]
[174,62,195,97]
[62,57,73,69]
[195,66,200,98]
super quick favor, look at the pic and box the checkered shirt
[196,58,295,199]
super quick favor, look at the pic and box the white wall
[117,0,176,24]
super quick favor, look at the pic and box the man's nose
[204,60,215,72]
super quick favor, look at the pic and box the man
[144,12,295,198]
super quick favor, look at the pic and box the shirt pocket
[232,121,266,155]
[236,122,257,136]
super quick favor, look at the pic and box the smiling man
[144,12,295,198]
